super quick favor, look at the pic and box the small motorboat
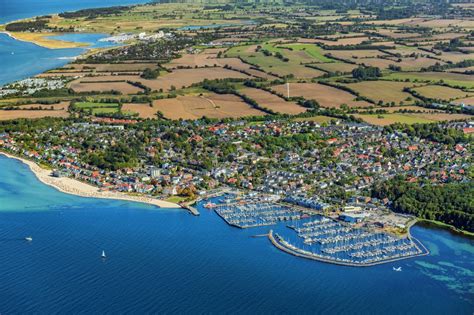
[25,236,33,242]
[393,266,402,272]
[101,250,107,259]
[204,202,216,209]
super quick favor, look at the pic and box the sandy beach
[0,151,182,209]
[0,31,87,49]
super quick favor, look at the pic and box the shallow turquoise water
[47,33,121,49]
[0,33,82,86]
[0,0,143,87]
[0,154,473,313]
[0,33,118,87]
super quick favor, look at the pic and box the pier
[180,203,200,216]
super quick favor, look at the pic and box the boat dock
[202,193,429,266]
[180,203,200,216]
[268,230,429,267]
[215,202,309,228]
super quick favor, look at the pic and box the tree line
[372,176,473,233]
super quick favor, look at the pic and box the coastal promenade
[0,151,182,209]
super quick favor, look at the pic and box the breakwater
[209,195,429,266]
[269,230,429,267]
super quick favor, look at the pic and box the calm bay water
[0,0,149,87]
[0,154,473,313]
[0,33,119,87]
[0,33,82,87]
[0,0,150,24]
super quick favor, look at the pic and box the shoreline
[0,31,88,49]
[0,151,183,210]
[416,219,474,238]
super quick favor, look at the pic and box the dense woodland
[372,177,473,233]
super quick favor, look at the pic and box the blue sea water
[0,32,123,87]
[47,33,122,49]
[0,0,149,87]
[0,154,473,313]
[0,0,151,24]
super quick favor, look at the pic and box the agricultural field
[151,93,266,120]
[2,102,70,111]
[447,66,474,74]
[225,44,326,78]
[239,87,307,114]
[309,62,358,73]
[367,106,441,113]
[162,49,225,69]
[45,3,252,34]
[354,112,472,126]
[374,29,422,39]
[412,85,472,101]
[163,50,276,79]
[340,56,442,71]
[438,51,474,63]
[366,17,474,28]
[38,72,98,78]
[354,58,399,69]
[312,36,371,46]
[384,72,474,89]
[69,63,159,72]
[275,43,333,63]
[343,81,415,105]
[0,110,69,120]
[2,1,473,124]
[69,80,144,95]
[122,103,159,119]
[216,58,277,79]
[326,50,388,60]
[70,68,250,92]
[453,96,474,106]
[73,102,120,115]
[271,83,371,108]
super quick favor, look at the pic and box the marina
[215,202,311,229]
[210,194,429,266]
[0,154,473,313]
[272,216,429,266]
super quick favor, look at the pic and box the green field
[75,102,119,109]
[384,72,474,90]
[278,43,333,63]
[165,196,188,203]
[91,107,119,115]
[225,43,326,78]
[75,102,120,115]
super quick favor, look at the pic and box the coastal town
[2,118,471,196]
[0,117,471,235]
[0,0,472,265]
[0,0,474,312]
